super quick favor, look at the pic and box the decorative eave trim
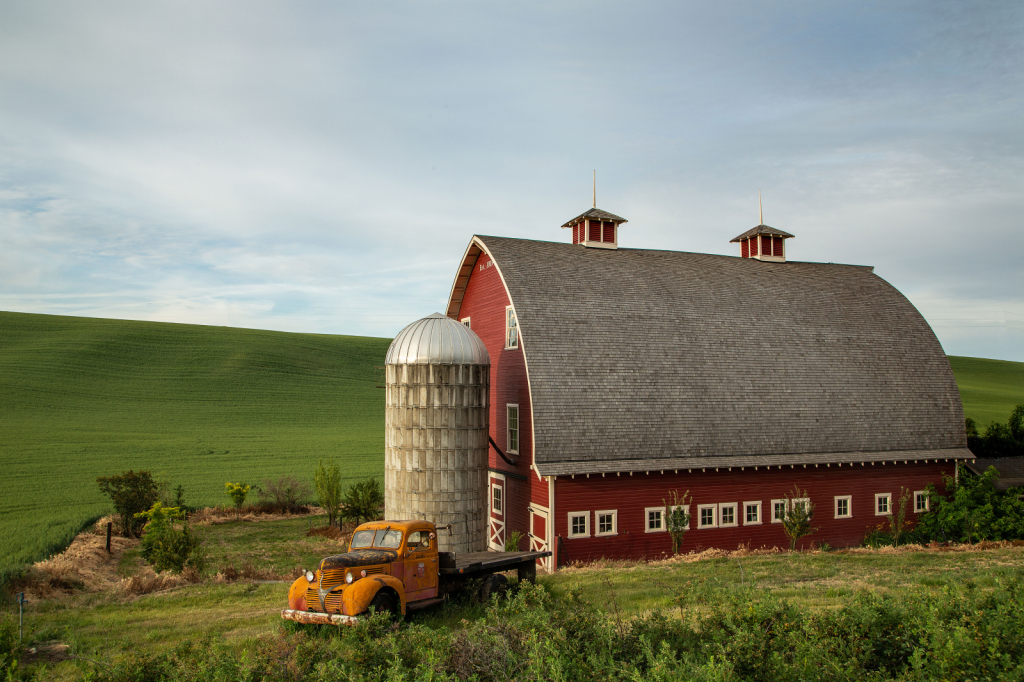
[537,448,974,477]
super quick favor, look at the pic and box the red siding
[456,251,539,538]
[573,224,580,244]
[602,221,614,243]
[750,237,758,256]
[741,240,749,258]
[588,221,600,242]
[773,236,783,256]
[553,461,954,564]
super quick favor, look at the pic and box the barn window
[595,510,617,536]
[568,512,589,538]
[835,496,852,519]
[668,504,690,530]
[491,483,503,514]
[697,504,717,528]
[719,503,738,527]
[744,501,761,525]
[875,493,891,516]
[771,499,786,523]
[645,507,664,533]
[914,491,929,513]
[460,317,471,328]
[505,307,518,349]
[506,405,519,454]
[792,498,810,516]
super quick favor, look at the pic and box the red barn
[444,207,970,571]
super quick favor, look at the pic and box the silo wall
[384,362,489,554]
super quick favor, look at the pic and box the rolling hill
[1,311,1021,580]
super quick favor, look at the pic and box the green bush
[136,503,205,574]
[0,614,19,679]
[314,459,342,527]
[96,470,159,538]
[967,403,1024,458]
[341,478,384,526]
[914,464,1024,543]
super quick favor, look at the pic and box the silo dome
[386,313,489,365]
[384,313,490,554]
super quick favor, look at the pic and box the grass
[948,355,1024,428]
[11,516,1024,670]
[0,311,390,581]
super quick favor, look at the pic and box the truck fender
[343,575,407,616]
[287,575,309,611]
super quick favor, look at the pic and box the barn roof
[454,236,970,476]
[561,208,628,228]
[730,224,795,241]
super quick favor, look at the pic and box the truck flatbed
[440,550,550,576]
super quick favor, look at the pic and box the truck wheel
[369,590,397,617]
[480,574,509,602]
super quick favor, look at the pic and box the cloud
[0,0,1021,357]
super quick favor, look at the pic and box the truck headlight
[345,572,354,584]
[305,570,315,582]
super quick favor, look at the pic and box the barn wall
[553,460,954,564]
[457,251,536,539]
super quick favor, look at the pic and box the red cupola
[731,225,794,262]
[562,208,627,249]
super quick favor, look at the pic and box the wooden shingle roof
[730,224,795,242]
[458,236,969,476]
[561,208,628,228]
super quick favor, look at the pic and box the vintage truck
[281,519,551,625]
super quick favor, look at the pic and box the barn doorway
[488,473,506,551]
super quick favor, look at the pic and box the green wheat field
[1,310,1022,579]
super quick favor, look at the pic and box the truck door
[488,473,506,550]
[402,530,438,601]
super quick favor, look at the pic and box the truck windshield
[374,530,403,548]
[350,530,375,549]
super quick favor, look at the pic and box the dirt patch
[16,532,140,598]
[189,506,325,526]
[20,641,72,664]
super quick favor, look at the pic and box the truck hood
[319,549,398,570]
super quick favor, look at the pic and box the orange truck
[281,519,551,625]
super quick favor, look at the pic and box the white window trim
[667,504,691,530]
[697,504,717,529]
[770,499,787,524]
[875,493,892,516]
[719,502,739,528]
[567,511,590,538]
[914,490,929,513]
[491,482,503,515]
[595,510,618,537]
[644,507,666,533]
[506,404,519,455]
[504,306,519,349]
[791,498,811,516]
[460,316,471,328]
[743,501,762,526]
[834,495,852,519]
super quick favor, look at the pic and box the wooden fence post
[106,521,112,553]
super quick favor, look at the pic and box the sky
[1,1,1022,361]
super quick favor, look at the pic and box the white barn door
[488,473,505,551]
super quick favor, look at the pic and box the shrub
[0,614,19,677]
[915,463,1024,543]
[505,530,524,552]
[256,475,311,513]
[782,485,818,550]
[314,459,343,527]
[224,482,250,520]
[96,470,159,537]
[966,403,1024,458]
[136,502,205,574]
[663,490,692,554]
[341,478,385,525]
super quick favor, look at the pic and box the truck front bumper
[281,609,359,626]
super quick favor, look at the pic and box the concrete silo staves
[384,313,490,553]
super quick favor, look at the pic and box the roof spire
[593,170,596,208]
[759,189,763,226]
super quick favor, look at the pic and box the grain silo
[384,313,490,553]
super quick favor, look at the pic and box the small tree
[663,490,692,554]
[315,459,343,527]
[225,482,250,520]
[887,487,912,546]
[135,502,205,574]
[782,485,818,551]
[97,470,159,537]
[257,475,311,513]
[341,478,385,526]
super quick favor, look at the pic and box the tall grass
[0,311,390,581]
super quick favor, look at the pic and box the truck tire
[369,590,398,617]
[479,574,509,602]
